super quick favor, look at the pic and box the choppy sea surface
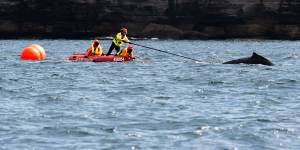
[0,39,300,150]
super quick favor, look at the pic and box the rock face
[0,0,300,39]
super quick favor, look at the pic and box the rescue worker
[85,39,103,56]
[117,44,134,58]
[106,28,130,56]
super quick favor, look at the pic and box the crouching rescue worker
[117,44,135,58]
[85,39,103,56]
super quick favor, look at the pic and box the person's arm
[122,36,130,43]
[85,47,91,56]
[130,52,135,59]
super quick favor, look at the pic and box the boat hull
[68,54,133,62]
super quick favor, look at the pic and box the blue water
[1,39,300,150]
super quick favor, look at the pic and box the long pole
[130,42,201,62]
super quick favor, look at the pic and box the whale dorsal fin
[252,52,259,57]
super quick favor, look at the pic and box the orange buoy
[20,47,41,60]
[30,44,46,60]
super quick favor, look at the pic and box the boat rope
[130,42,201,62]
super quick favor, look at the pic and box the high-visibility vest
[87,46,102,56]
[113,32,128,47]
[91,47,100,55]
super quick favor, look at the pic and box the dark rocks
[0,0,300,39]
[0,20,18,33]
[142,23,183,39]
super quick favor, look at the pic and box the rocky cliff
[0,0,300,39]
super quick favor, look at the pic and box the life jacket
[92,46,101,55]
[86,46,102,56]
[113,32,128,47]
[117,48,127,57]
[117,48,134,58]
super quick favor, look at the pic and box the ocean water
[0,39,300,150]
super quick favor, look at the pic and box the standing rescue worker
[117,44,134,58]
[85,39,103,56]
[106,28,130,56]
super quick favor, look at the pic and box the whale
[223,52,273,66]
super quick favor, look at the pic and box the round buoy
[30,44,46,60]
[20,47,41,60]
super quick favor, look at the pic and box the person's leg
[115,46,121,55]
[106,43,115,56]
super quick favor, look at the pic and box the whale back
[223,52,273,66]
[249,52,273,66]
